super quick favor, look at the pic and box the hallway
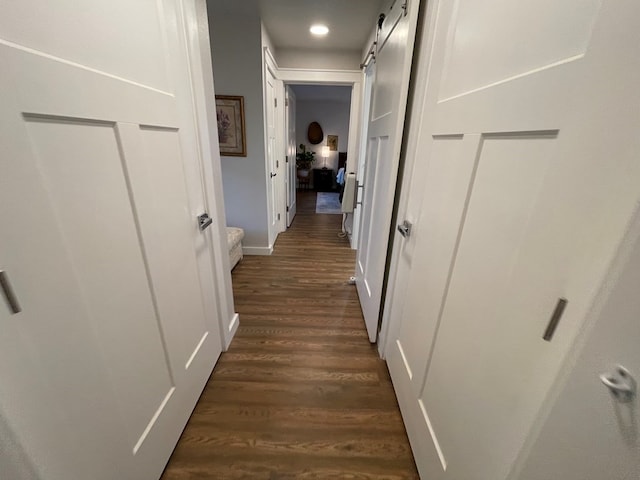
[161,191,418,479]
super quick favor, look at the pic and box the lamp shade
[321,146,330,158]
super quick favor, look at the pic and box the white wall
[294,88,352,176]
[208,6,269,250]
[277,48,361,70]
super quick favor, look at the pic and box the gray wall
[208,7,269,250]
[294,87,352,175]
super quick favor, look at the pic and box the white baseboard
[242,245,273,256]
[223,313,239,351]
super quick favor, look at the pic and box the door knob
[600,365,636,402]
[270,172,277,178]
[397,220,412,238]
[197,213,213,231]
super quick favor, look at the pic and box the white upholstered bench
[226,227,244,270]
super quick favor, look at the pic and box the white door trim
[278,68,361,82]
[277,68,363,177]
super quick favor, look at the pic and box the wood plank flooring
[161,191,419,479]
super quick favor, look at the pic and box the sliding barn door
[385,1,640,479]
[356,0,420,342]
[0,1,222,478]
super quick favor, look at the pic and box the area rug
[315,192,342,214]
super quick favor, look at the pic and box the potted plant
[296,144,316,177]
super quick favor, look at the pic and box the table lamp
[321,146,330,169]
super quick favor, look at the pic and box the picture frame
[215,95,247,156]
[327,135,338,151]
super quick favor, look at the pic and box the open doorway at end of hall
[285,84,355,236]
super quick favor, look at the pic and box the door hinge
[286,206,289,212]
[274,98,278,107]
[285,156,289,163]
[402,0,408,15]
[276,160,279,168]
[285,98,289,107]
[277,213,281,221]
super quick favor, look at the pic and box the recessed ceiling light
[310,24,329,36]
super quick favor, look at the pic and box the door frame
[278,68,363,239]
[279,68,363,177]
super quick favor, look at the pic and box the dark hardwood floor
[161,191,419,479]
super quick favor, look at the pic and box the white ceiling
[209,0,385,52]
[257,0,386,52]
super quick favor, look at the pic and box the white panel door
[285,86,297,226]
[265,64,279,246]
[385,1,640,479]
[0,1,221,478]
[355,0,420,342]
[516,213,640,480]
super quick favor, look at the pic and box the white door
[265,64,280,246]
[384,1,640,479]
[355,0,420,342]
[352,61,375,249]
[516,212,640,480]
[285,86,297,226]
[0,1,221,478]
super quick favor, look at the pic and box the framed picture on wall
[327,135,338,151]
[215,95,247,156]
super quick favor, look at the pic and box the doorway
[287,84,353,232]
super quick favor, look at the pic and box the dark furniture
[297,170,311,190]
[313,168,334,192]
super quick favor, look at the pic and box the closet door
[385,0,640,479]
[0,1,221,478]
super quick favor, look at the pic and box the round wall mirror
[307,122,324,145]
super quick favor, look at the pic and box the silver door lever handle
[198,213,213,231]
[397,220,412,238]
[600,365,636,402]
